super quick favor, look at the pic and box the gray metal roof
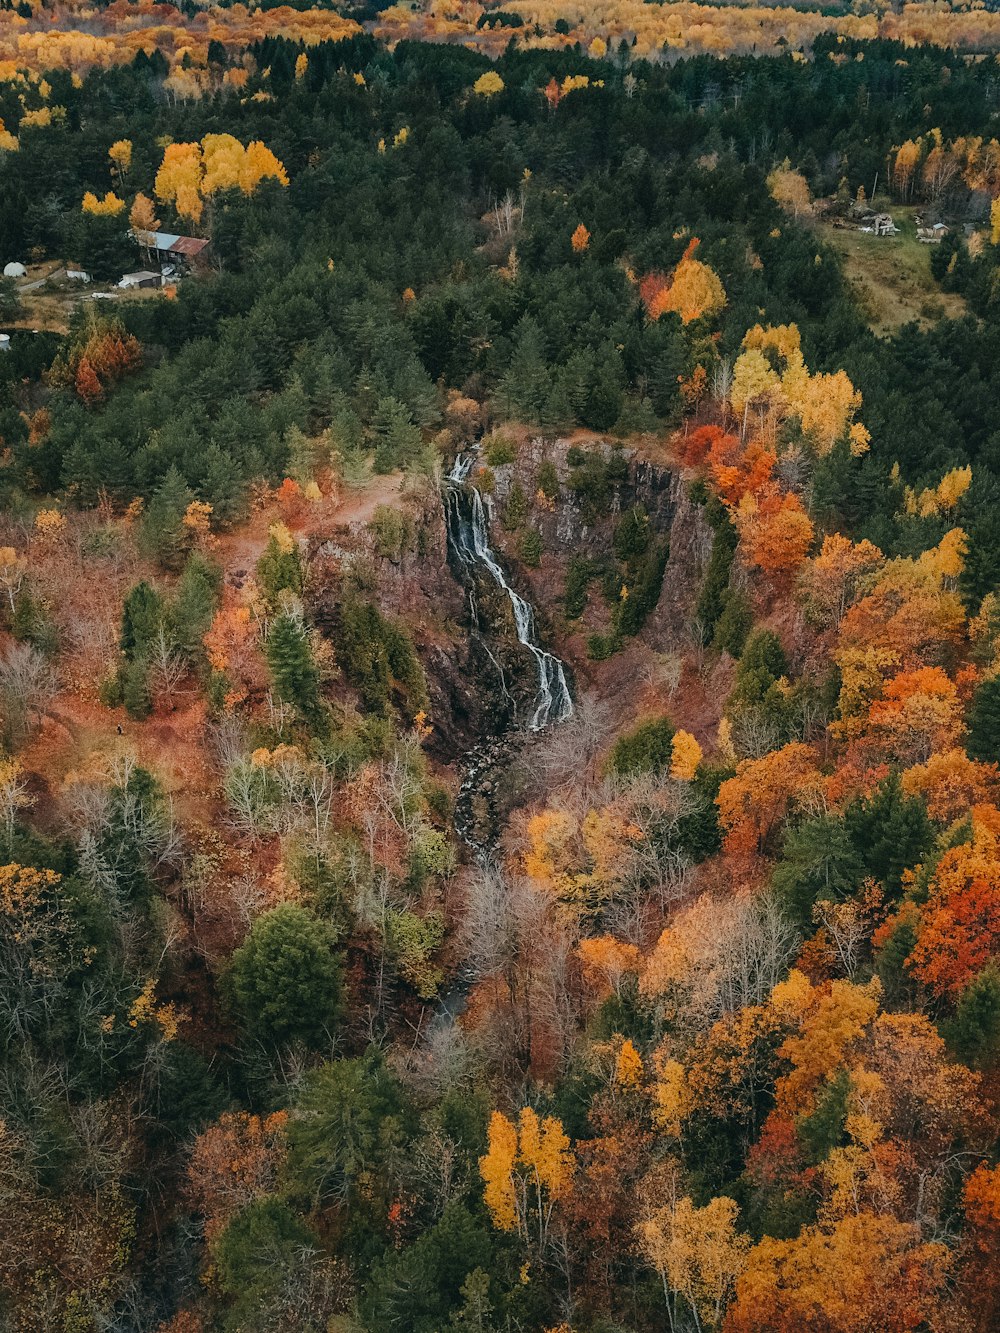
[145,231,209,256]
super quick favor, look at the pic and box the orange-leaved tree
[905,810,1000,997]
[186,1110,289,1244]
[724,1211,949,1332]
[716,743,824,857]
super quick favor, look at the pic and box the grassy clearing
[9,262,171,334]
[815,206,967,336]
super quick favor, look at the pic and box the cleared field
[8,264,174,334]
[816,208,967,335]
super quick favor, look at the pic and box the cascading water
[430,450,576,1024]
[444,451,573,732]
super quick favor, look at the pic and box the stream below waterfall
[433,450,576,1018]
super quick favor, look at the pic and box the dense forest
[5,6,1000,1332]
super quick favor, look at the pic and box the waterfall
[444,451,573,732]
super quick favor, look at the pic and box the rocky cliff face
[487,436,708,656]
[306,483,527,763]
[490,437,676,557]
[307,439,708,767]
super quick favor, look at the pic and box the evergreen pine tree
[499,318,550,422]
[200,445,245,525]
[843,774,934,900]
[943,966,1000,1069]
[583,353,624,431]
[266,612,322,721]
[142,467,194,572]
[120,658,152,721]
[372,397,422,473]
[173,555,221,662]
[960,473,1000,604]
[227,902,341,1050]
[256,531,304,611]
[111,583,163,719]
[967,675,1000,764]
[120,581,165,660]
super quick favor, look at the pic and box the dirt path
[213,469,406,579]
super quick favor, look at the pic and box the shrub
[565,556,597,619]
[368,504,415,563]
[502,481,528,530]
[567,447,629,522]
[613,504,652,562]
[520,527,542,566]
[476,465,496,494]
[11,589,59,656]
[607,714,675,776]
[536,458,559,500]
[587,632,621,660]
[386,909,446,998]
[482,430,517,466]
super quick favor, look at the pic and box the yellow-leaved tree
[670,730,702,781]
[0,546,27,614]
[649,238,726,324]
[82,191,125,216]
[893,138,921,200]
[239,140,289,194]
[637,1185,750,1330]
[473,71,504,97]
[731,323,866,453]
[129,192,159,236]
[480,1107,574,1252]
[130,193,161,259]
[155,136,288,225]
[766,160,813,218]
[201,133,245,194]
[154,141,204,223]
[614,1036,644,1090]
[108,138,132,186]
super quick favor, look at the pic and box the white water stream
[444,452,573,731]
